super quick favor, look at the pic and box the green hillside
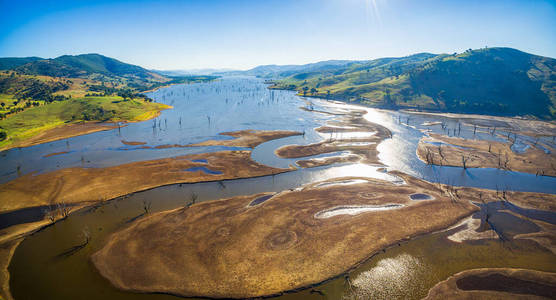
[14,53,159,81]
[0,57,43,70]
[0,53,217,149]
[269,48,556,119]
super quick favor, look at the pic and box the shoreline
[0,105,171,153]
[268,86,556,126]
[0,122,120,152]
[4,83,556,299]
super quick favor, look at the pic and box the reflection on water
[0,77,332,183]
[317,131,376,139]
[183,166,223,175]
[347,254,427,300]
[339,226,556,300]
[6,77,556,300]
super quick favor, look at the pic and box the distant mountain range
[256,48,555,119]
[2,48,554,119]
[0,53,164,83]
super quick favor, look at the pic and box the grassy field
[0,96,170,149]
[0,94,17,114]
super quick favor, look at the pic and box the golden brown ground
[424,268,556,299]
[91,173,478,298]
[119,130,301,150]
[0,150,291,214]
[417,133,556,177]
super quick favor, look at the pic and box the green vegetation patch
[0,96,168,149]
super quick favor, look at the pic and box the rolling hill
[0,53,217,148]
[11,53,163,82]
[0,57,43,70]
[266,48,556,119]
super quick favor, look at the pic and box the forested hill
[0,57,43,70]
[266,48,556,119]
[0,53,217,100]
[0,53,163,81]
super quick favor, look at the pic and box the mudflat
[276,114,391,166]
[0,150,291,214]
[424,268,556,299]
[92,173,478,298]
[417,133,556,177]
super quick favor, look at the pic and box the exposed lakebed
[3,77,556,300]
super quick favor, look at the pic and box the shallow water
[5,77,556,300]
[409,193,433,201]
[183,166,223,175]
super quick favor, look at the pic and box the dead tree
[461,155,470,169]
[438,144,444,160]
[490,127,496,135]
[42,206,55,223]
[142,200,152,214]
[509,136,516,149]
[425,148,434,165]
[190,192,198,205]
[57,201,71,218]
[218,181,226,189]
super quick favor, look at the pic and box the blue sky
[1,0,555,70]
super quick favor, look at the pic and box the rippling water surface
[6,77,556,300]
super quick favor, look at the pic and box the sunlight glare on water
[346,253,427,300]
[315,163,404,184]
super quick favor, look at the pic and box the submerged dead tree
[142,200,152,214]
[461,155,470,169]
[425,148,434,165]
[437,144,444,161]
